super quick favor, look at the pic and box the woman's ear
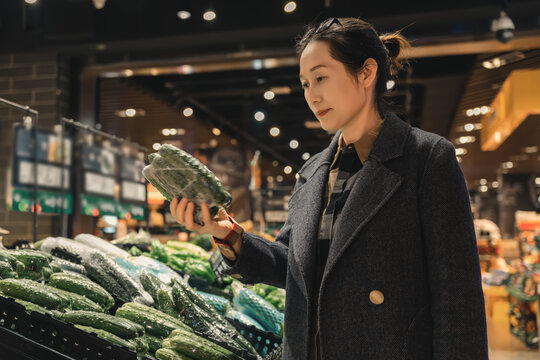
[358,58,378,88]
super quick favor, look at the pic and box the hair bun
[382,37,401,58]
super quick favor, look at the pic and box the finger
[201,203,213,227]
[177,197,189,224]
[169,197,179,218]
[184,202,199,231]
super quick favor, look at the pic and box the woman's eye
[316,76,325,82]
[301,82,309,89]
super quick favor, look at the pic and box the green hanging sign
[81,194,117,217]
[117,202,146,221]
[12,188,73,214]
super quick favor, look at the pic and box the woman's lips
[317,109,330,117]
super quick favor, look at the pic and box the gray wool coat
[225,112,488,359]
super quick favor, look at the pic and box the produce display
[142,144,232,225]
[0,232,285,359]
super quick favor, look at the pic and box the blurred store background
[0,1,539,359]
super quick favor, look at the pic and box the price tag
[18,161,69,189]
[121,181,146,202]
[84,172,115,196]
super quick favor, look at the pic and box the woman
[170,17,488,360]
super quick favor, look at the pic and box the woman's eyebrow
[299,64,327,79]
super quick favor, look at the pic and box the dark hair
[295,17,411,115]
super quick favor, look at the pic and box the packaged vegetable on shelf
[225,308,265,331]
[232,282,284,336]
[39,237,93,264]
[165,240,210,260]
[142,144,232,226]
[196,290,230,314]
[74,233,130,259]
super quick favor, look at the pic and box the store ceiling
[2,0,540,187]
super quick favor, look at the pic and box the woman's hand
[169,197,232,238]
[169,198,242,261]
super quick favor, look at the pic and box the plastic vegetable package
[142,144,232,225]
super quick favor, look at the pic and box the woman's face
[299,40,372,133]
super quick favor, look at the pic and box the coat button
[369,290,384,305]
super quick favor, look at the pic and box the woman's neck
[341,105,382,145]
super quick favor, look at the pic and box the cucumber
[132,336,149,355]
[171,282,245,355]
[43,284,103,312]
[75,325,136,350]
[0,279,64,309]
[60,310,140,339]
[168,329,243,360]
[0,260,14,277]
[13,298,52,315]
[0,251,26,272]
[49,272,114,310]
[115,302,190,337]
[155,348,194,360]
[81,250,153,306]
[174,279,256,353]
[50,257,86,276]
[157,288,177,317]
[139,270,166,303]
[10,249,51,269]
[41,266,54,280]
[146,334,164,354]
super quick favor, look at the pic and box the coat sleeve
[222,178,306,288]
[419,138,488,359]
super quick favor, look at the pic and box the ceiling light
[492,181,499,188]
[25,0,38,4]
[92,0,106,9]
[480,106,489,114]
[152,143,161,151]
[177,65,194,74]
[123,69,134,77]
[254,111,265,121]
[162,129,170,136]
[267,176,274,183]
[270,127,280,137]
[125,108,136,117]
[289,140,299,149]
[183,107,193,117]
[272,160,279,167]
[270,86,291,95]
[177,128,186,135]
[456,136,476,144]
[523,146,538,154]
[464,123,475,132]
[150,68,159,76]
[252,60,263,70]
[230,138,238,145]
[455,148,467,156]
[302,152,310,161]
[276,175,284,182]
[482,51,525,69]
[209,139,218,147]
[212,128,221,136]
[466,109,474,117]
[283,1,297,13]
[386,80,395,90]
[284,166,292,174]
[479,185,488,193]
[535,177,540,186]
[169,128,177,135]
[203,10,216,21]
[177,11,191,20]
[473,108,481,116]
[502,161,514,169]
[295,173,300,180]
[474,123,483,130]
[264,91,275,100]
[480,178,487,185]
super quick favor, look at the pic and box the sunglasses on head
[314,17,342,34]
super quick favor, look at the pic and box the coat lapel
[321,113,411,287]
[290,132,340,300]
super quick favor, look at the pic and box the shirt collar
[331,116,385,168]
